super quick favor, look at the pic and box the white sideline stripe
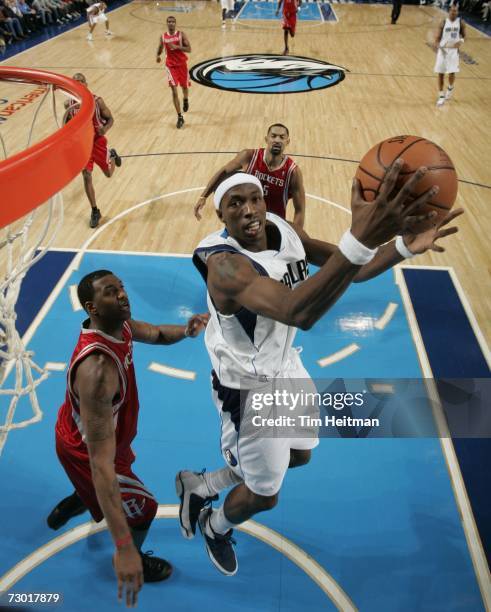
[148,361,196,381]
[69,284,82,311]
[317,343,360,367]
[395,267,491,609]
[374,302,398,330]
[44,362,66,372]
[0,505,357,611]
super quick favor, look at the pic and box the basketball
[354,135,458,232]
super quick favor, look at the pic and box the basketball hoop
[0,67,94,453]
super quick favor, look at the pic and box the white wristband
[339,230,378,265]
[395,235,415,259]
[184,327,189,337]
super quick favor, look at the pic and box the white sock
[203,467,242,496]
[447,85,454,91]
[439,90,444,97]
[209,505,235,536]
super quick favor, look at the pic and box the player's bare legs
[283,29,289,54]
[82,170,101,227]
[437,72,445,106]
[87,23,96,41]
[182,86,189,112]
[105,19,112,36]
[171,85,184,128]
[446,72,455,100]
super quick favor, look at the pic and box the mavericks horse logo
[190,54,347,94]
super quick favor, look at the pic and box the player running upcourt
[156,16,191,129]
[276,0,300,55]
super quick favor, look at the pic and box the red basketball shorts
[165,63,190,88]
[282,13,297,34]
[56,438,158,527]
[85,135,111,173]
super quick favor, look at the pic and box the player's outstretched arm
[97,97,114,135]
[76,353,143,607]
[209,161,443,329]
[194,149,255,220]
[290,166,306,229]
[128,314,209,344]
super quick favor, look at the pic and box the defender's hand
[114,545,143,608]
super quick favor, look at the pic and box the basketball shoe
[198,507,238,576]
[47,491,87,530]
[87,33,93,41]
[140,551,173,582]
[175,470,218,539]
[445,86,454,100]
[90,207,101,228]
[436,94,445,107]
[176,114,184,129]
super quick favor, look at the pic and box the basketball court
[0,1,490,610]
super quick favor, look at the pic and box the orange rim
[0,67,95,228]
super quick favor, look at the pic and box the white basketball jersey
[193,213,309,389]
[441,17,461,48]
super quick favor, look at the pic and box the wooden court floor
[1,0,490,344]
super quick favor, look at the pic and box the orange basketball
[354,135,458,232]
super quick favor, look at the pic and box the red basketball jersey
[55,320,139,466]
[246,148,297,218]
[283,0,297,16]
[66,94,106,133]
[163,31,188,68]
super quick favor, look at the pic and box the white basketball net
[0,83,69,453]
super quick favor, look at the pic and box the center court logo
[190,54,347,94]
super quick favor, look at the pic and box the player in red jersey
[194,124,305,228]
[276,0,300,55]
[47,270,208,605]
[65,73,122,229]
[156,16,191,129]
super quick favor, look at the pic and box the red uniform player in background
[48,269,208,605]
[64,73,121,229]
[156,15,191,129]
[276,0,300,55]
[194,123,306,228]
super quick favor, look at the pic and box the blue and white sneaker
[198,507,238,576]
[175,470,218,539]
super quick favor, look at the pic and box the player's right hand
[350,160,439,249]
[113,545,143,608]
[194,196,207,220]
[156,56,161,63]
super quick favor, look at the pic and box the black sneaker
[47,492,87,530]
[89,207,101,228]
[176,114,184,129]
[183,99,189,113]
[198,507,238,576]
[140,551,173,583]
[109,148,122,167]
[175,470,218,539]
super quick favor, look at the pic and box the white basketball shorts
[434,48,460,74]
[221,0,234,12]
[212,350,319,497]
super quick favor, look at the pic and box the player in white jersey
[433,3,465,106]
[86,1,112,41]
[176,171,462,576]
[220,0,234,28]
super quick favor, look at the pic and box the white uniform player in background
[220,0,234,28]
[87,1,112,41]
[174,171,462,576]
[434,3,465,106]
